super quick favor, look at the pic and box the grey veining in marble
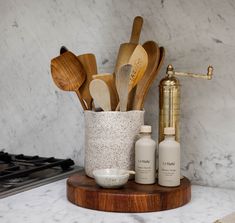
[0,0,235,188]
[1,179,235,223]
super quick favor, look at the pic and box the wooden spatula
[115,64,133,112]
[51,51,87,110]
[92,73,118,110]
[89,79,111,111]
[132,41,161,110]
[114,16,143,75]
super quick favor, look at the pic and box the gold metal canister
[159,64,213,143]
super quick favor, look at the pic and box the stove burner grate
[0,151,82,198]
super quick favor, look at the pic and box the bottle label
[160,161,176,177]
[135,157,156,184]
[158,159,180,186]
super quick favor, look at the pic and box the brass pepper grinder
[159,64,213,143]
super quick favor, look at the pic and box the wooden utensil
[128,44,148,89]
[51,51,87,110]
[115,64,132,111]
[89,79,111,111]
[124,44,148,110]
[78,53,97,110]
[115,45,148,111]
[59,47,98,110]
[134,46,165,110]
[114,16,143,75]
[92,73,118,110]
[132,41,162,110]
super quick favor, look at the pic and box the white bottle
[158,127,180,187]
[135,125,156,184]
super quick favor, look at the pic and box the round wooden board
[67,170,191,213]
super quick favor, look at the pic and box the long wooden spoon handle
[75,90,88,110]
[129,16,143,44]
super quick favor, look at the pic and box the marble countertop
[0,179,234,223]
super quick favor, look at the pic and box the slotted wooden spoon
[51,51,87,110]
[89,79,111,111]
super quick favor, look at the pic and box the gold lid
[159,65,180,86]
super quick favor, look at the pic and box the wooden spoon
[92,73,118,110]
[89,79,111,111]
[125,44,148,110]
[115,45,148,111]
[51,51,87,110]
[128,44,148,89]
[133,45,165,110]
[132,41,160,110]
[114,16,143,75]
[115,64,133,112]
[59,47,97,110]
[78,53,97,110]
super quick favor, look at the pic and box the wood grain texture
[67,171,191,213]
[77,54,97,110]
[134,46,165,110]
[132,41,161,110]
[128,44,148,89]
[51,51,87,109]
[126,44,148,110]
[129,16,143,44]
[58,48,97,110]
[114,16,143,75]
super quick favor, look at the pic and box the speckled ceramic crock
[84,110,144,178]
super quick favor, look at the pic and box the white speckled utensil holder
[84,110,144,178]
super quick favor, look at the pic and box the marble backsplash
[0,0,234,189]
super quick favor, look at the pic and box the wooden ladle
[51,51,87,110]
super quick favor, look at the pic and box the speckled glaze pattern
[84,111,144,178]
